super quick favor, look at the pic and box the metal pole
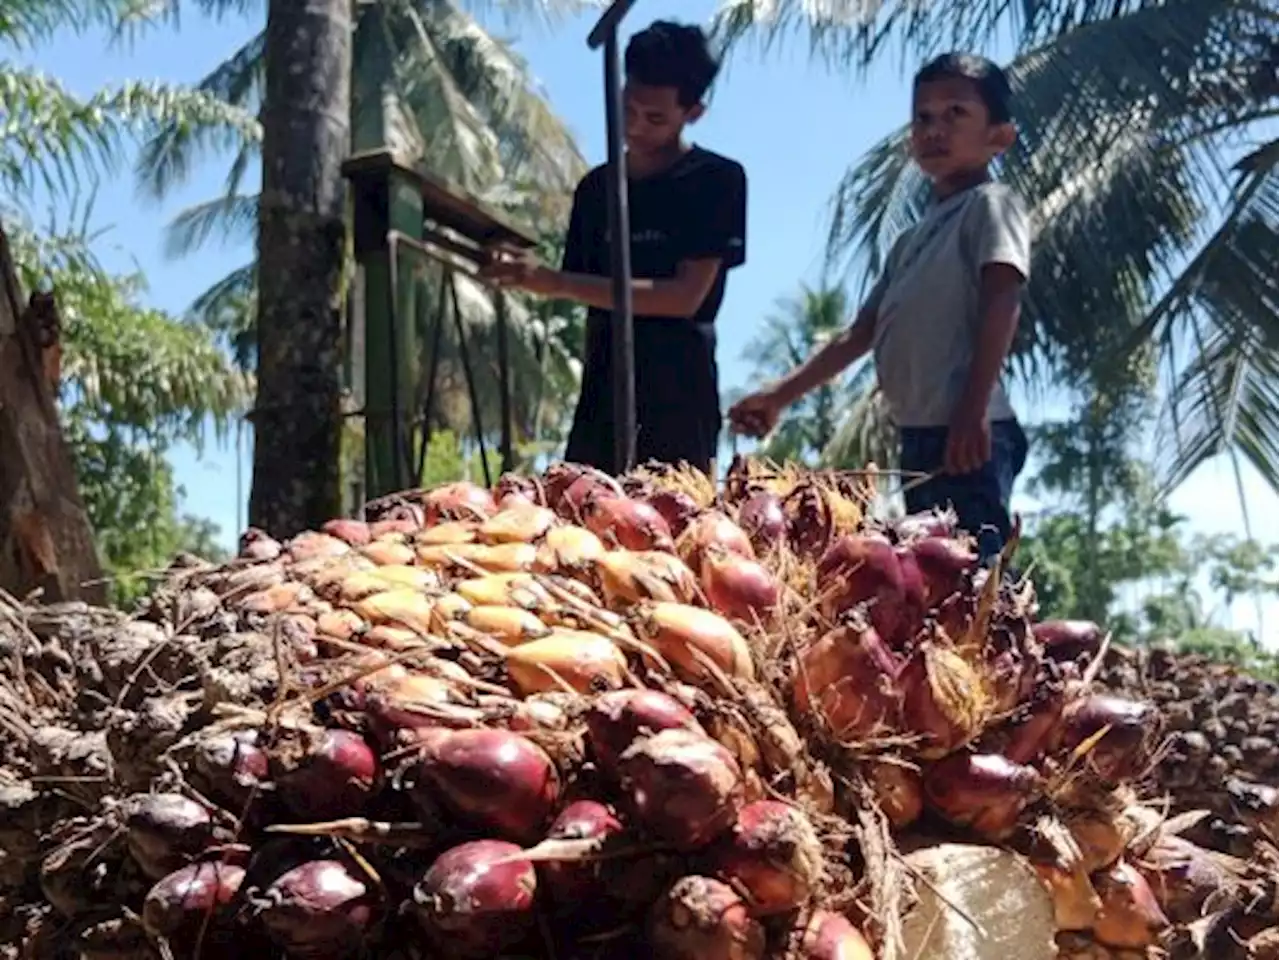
[447,273,494,488]
[493,290,515,473]
[387,234,406,491]
[587,0,639,48]
[602,30,636,474]
[414,275,449,482]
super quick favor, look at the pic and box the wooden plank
[0,224,105,605]
[342,148,537,250]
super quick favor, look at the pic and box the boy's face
[910,75,1014,182]
[623,81,703,157]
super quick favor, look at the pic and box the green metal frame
[343,148,536,502]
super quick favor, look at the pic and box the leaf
[188,260,257,371]
[0,0,151,49]
[7,217,252,449]
[163,191,259,257]
[820,364,900,471]
[133,28,265,199]
[709,0,1268,76]
[134,0,591,457]
[1147,150,1279,490]
[0,68,260,201]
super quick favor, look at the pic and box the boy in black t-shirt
[482,20,747,476]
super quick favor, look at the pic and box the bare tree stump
[0,224,104,604]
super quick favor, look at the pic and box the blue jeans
[899,419,1028,563]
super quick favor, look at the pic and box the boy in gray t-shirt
[730,53,1030,562]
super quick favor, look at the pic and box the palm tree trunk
[249,0,352,537]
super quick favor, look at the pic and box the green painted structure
[342,12,535,505]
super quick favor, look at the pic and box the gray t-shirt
[864,181,1031,428]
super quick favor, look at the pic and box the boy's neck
[627,139,690,179]
[931,168,992,202]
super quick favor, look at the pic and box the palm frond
[351,1,585,203]
[415,2,585,194]
[0,0,148,47]
[110,0,263,35]
[1149,149,1278,489]
[163,191,258,257]
[449,0,602,28]
[0,68,260,201]
[824,0,1274,378]
[133,29,265,199]
[708,0,1272,76]
[188,260,257,371]
[357,1,503,191]
[423,268,580,440]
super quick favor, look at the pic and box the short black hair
[624,20,720,108]
[914,53,1013,124]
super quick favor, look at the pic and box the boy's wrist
[533,266,566,297]
[765,381,796,409]
[953,391,989,422]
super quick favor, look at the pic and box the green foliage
[1011,344,1275,667]
[67,420,230,606]
[8,221,247,606]
[1019,465,1277,653]
[417,428,502,487]
[11,225,251,444]
[0,68,260,200]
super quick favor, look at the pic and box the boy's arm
[731,247,898,436]
[766,306,877,406]
[491,161,746,319]
[555,160,745,318]
[551,260,724,318]
[954,265,1023,418]
[946,188,1031,473]
[764,236,903,406]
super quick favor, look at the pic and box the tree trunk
[250,0,352,538]
[0,226,105,605]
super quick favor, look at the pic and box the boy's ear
[686,102,706,124]
[990,121,1017,153]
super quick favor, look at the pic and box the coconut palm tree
[711,0,1279,498]
[244,0,352,533]
[133,0,590,530]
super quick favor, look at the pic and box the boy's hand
[729,390,783,438]
[480,247,562,296]
[945,405,991,475]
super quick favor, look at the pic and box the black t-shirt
[561,146,748,474]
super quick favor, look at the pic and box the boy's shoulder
[680,146,745,182]
[576,147,745,195]
[966,180,1028,217]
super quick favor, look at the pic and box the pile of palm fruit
[0,459,1275,960]
[1098,645,1278,860]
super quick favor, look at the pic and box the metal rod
[493,290,515,472]
[414,271,449,482]
[447,272,493,488]
[587,0,639,49]
[387,234,406,492]
[603,29,636,474]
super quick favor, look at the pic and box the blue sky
[20,0,1278,641]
